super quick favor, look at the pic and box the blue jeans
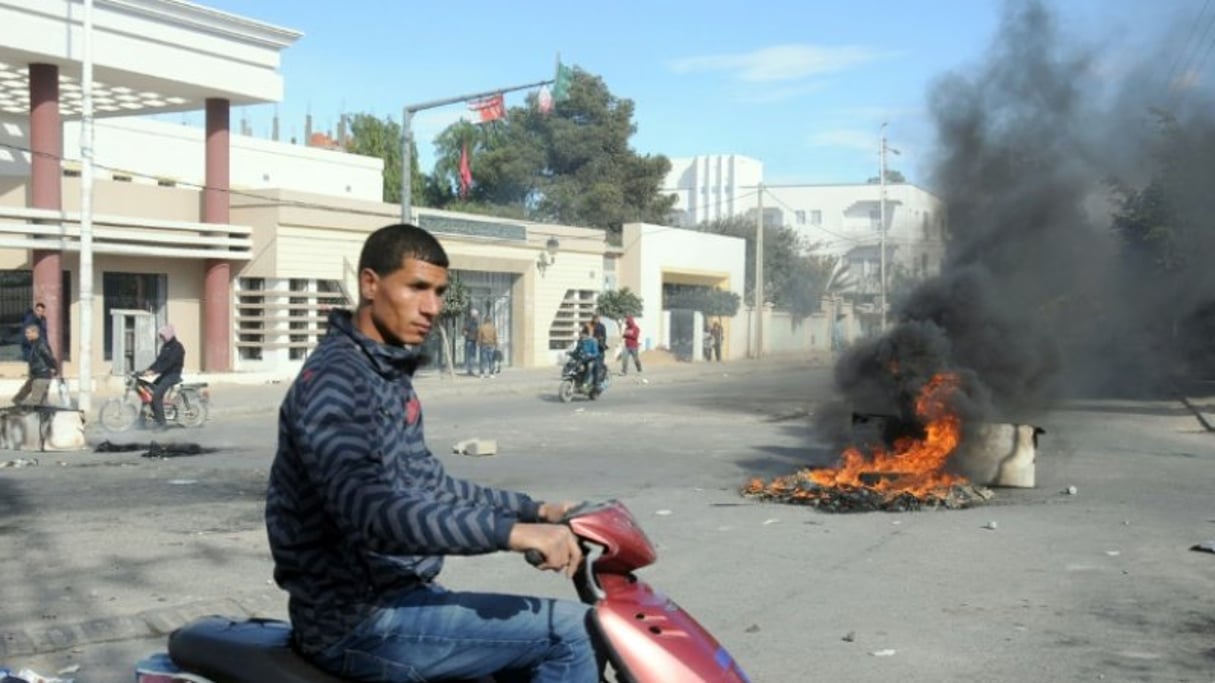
[480,346,496,375]
[464,340,477,375]
[313,585,597,683]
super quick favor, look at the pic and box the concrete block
[40,409,87,451]
[452,438,498,457]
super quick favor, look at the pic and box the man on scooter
[266,223,598,682]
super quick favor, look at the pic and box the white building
[2,116,385,201]
[764,182,948,280]
[617,223,747,361]
[664,154,763,227]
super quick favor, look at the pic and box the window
[237,278,265,361]
[811,210,822,226]
[795,210,806,225]
[103,272,166,361]
[0,270,71,362]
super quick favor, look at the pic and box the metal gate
[669,308,695,362]
[423,270,516,372]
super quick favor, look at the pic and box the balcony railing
[0,206,254,260]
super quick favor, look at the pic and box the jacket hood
[327,309,424,378]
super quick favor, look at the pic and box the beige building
[0,0,764,394]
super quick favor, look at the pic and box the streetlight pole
[879,123,887,332]
[399,78,554,223]
[755,183,764,358]
[78,0,95,412]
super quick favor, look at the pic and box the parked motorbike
[134,500,751,683]
[98,373,209,432]
[559,354,610,402]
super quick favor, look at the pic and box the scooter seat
[168,615,493,683]
[169,616,345,683]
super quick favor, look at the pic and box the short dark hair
[358,223,449,276]
[34,302,45,310]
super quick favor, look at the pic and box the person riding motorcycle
[141,324,184,431]
[569,324,603,390]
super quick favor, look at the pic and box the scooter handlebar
[524,549,545,567]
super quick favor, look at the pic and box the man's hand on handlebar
[537,501,581,524]
[508,523,582,578]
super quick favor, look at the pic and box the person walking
[710,319,724,362]
[463,309,480,376]
[621,316,642,375]
[12,322,57,406]
[477,315,498,378]
[20,302,48,362]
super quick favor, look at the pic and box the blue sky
[183,1,1191,189]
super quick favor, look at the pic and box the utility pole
[878,123,888,332]
[78,0,95,413]
[400,78,554,223]
[755,183,764,358]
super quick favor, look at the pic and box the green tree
[693,216,833,319]
[430,67,676,233]
[595,287,644,334]
[346,113,426,205]
[435,275,471,379]
[663,287,741,324]
[866,169,907,184]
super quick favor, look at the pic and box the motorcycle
[559,353,610,402]
[98,373,210,432]
[134,500,751,683]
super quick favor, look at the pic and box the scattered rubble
[452,438,497,456]
[0,668,74,683]
[1190,540,1215,554]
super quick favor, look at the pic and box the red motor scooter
[135,500,751,682]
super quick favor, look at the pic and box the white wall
[764,183,947,275]
[665,154,763,227]
[620,222,746,359]
[0,116,385,202]
[0,0,298,106]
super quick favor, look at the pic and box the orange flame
[745,372,967,502]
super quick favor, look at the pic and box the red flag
[458,143,472,198]
[537,85,554,115]
[468,93,505,123]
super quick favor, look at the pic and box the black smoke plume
[817,0,1215,449]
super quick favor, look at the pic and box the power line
[1164,0,1212,92]
[1168,2,1215,109]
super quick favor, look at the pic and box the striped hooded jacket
[265,309,541,655]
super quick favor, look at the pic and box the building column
[203,98,231,371]
[29,63,63,361]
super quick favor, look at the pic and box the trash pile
[0,667,75,683]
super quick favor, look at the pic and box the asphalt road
[1,367,1213,682]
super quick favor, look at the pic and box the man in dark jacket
[13,322,57,406]
[266,224,597,682]
[142,324,184,430]
[20,302,47,362]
